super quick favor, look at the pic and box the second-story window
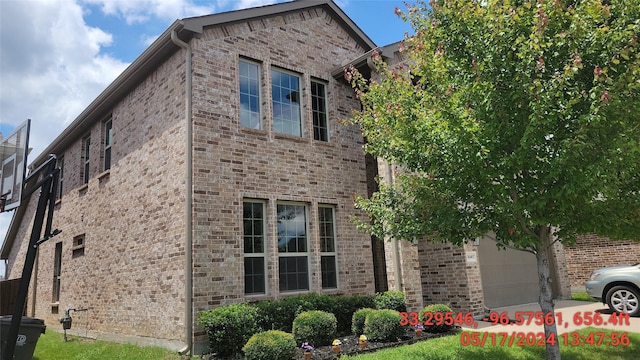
[272,69,301,137]
[239,60,261,129]
[83,136,90,184]
[57,156,64,199]
[104,119,112,171]
[311,80,328,141]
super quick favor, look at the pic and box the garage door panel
[479,237,539,308]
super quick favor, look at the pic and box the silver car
[585,263,640,316]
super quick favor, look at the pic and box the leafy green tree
[346,1,639,359]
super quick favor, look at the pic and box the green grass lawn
[32,331,195,360]
[571,291,599,302]
[344,328,639,360]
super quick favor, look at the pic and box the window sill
[274,133,310,144]
[244,293,271,302]
[78,183,88,194]
[240,127,268,137]
[72,245,85,258]
[313,139,334,147]
[98,170,110,181]
[278,289,311,296]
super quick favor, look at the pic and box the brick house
[2,0,637,354]
[1,0,382,353]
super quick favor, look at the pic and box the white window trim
[239,59,263,130]
[83,136,90,184]
[276,201,311,293]
[311,79,329,142]
[243,199,268,296]
[271,67,303,137]
[103,119,112,171]
[319,204,338,289]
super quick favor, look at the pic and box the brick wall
[565,234,640,287]
[187,7,375,349]
[7,5,379,352]
[7,47,188,348]
[418,241,484,315]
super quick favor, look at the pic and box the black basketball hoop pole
[2,155,60,360]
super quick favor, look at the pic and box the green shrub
[363,309,405,342]
[197,303,259,358]
[292,310,337,347]
[374,291,407,312]
[252,293,374,335]
[254,296,314,332]
[242,330,296,360]
[331,295,376,334]
[351,308,376,335]
[419,304,454,333]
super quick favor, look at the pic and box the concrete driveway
[462,300,640,334]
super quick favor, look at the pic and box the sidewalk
[462,300,640,334]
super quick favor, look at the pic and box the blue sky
[0,0,415,276]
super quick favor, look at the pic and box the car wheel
[606,286,640,316]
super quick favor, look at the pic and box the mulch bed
[201,327,461,360]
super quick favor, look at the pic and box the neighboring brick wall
[550,237,571,299]
[565,234,640,287]
[418,241,484,315]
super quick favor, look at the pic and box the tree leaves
[346,0,640,248]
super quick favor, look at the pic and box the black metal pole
[2,158,57,360]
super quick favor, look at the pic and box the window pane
[104,147,111,171]
[272,69,301,137]
[105,121,113,146]
[312,81,328,141]
[321,256,337,289]
[240,61,260,129]
[53,242,62,301]
[245,257,265,294]
[277,204,306,253]
[279,256,308,291]
[244,202,264,254]
[319,207,335,253]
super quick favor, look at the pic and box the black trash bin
[0,315,46,360]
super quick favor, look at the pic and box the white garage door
[478,237,539,308]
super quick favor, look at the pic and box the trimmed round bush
[419,304,454,333]
[374,291,407,312]
[197,303,259,358]
[242,330,296,360]
[363,309,405,342]
[351,308,376,335]
[292,310,337,347]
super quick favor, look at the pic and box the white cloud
[1,0,129,158]
[0,0,130,255]
[81,0,216,23]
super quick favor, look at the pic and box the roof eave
[182,0,376,51]
[331,41,400,80]
[30,21,193,168]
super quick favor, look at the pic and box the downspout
[171,29,193,356]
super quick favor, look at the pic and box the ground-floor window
[319,205,337,289]
[277,203,309,292]
[243,200,340,294]
[243,200,266,295]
